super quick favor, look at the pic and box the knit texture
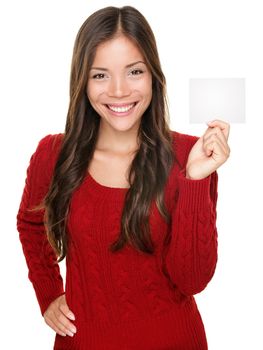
[17,131,218,350]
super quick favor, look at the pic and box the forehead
[92,35,144,65]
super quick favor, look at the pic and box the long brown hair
[34,6,176,262]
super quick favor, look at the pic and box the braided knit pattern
[17,131,218,349]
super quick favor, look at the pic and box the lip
[106,102,137,107]
[105,102,138,117]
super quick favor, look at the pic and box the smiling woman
[87,35,152,133]
[16,5,230,350]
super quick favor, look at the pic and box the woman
[16,6,230,350]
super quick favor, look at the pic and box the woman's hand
[186,119,230,180]
[43,294,77,337]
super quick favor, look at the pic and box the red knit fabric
[17,131,218,350]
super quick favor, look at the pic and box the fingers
[203,128,230,157]
[186,118,230,178]
[45,317,67,337]
[202,130,230,165]
[206,119,230,140]
[204,134,226,163]
[53,309,77,337]
[203,122,231,158]
[43,294,77,338]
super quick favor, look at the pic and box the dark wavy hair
[35,6,176,262]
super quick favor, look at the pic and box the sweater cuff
[177,169,212,211]
[33,278,65,316]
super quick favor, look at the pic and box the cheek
[139,76,152,99]
[87,82,104,102]
[142,84,152,104]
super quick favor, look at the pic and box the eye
[92,73,105,80]
[130,69,144,76]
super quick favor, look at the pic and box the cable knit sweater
[16,130,218,350]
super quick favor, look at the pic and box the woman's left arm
[164,120,230,296]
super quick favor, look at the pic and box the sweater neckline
[86,170,129,195]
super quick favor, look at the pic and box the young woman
[17,6,230,350]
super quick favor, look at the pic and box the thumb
[59,295,76,320]
[206,119,230,140]
[66,310,75,320]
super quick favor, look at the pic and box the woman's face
[87,34,152,133]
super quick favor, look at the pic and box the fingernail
[67,312,75,320]
[70,326,77,333]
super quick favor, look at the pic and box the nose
[107,76,131,98]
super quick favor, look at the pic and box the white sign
[189,78,245,123]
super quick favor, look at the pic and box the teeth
[107,103,135,113]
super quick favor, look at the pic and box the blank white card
[189,78,245,123]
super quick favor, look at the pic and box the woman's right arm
[17,134,77,338]
[16,134,65,316]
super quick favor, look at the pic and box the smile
[106,102,137,113]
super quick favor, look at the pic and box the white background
[1,0,262,349]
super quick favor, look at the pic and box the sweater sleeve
[16,134,65,316]
[164,135,218,296]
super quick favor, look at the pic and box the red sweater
[17,131,218,350]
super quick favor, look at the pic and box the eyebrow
[90,60,146,71]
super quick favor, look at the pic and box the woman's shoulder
[36,133,64,153]
[32,133,64,163]
[30,133,64,173]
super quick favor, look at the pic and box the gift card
[189,78,245,123]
